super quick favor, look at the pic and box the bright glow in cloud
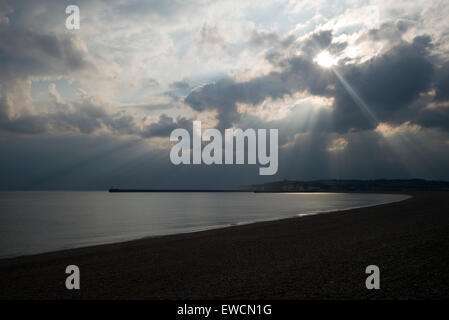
[314,51,339,68]
[327,137,348,152]
[375,122,421,137]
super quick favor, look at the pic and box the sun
[314,51,338,68]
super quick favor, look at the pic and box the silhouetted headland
[239,179,449,192]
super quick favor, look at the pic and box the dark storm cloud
[416,107,449,130]
[0,0,195,137]
[0,20,98,134]
[0,0,175,138]
[0,109,49,135]
[48,103,136,135]
[0,93,138,136]
[331,35,435,132]
[434,62,449,102]
[299,30,333,58]
[184,26,449,134]
[184,31,335,129]
[0,26,93,80]
[165,80,191,98]
[184,54,332,128]
[332,33,449,133]
[5,102,191,139]
[141,114,191,138]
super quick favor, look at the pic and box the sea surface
[0,191,409,258]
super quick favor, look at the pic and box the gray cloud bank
[1,1,449,189]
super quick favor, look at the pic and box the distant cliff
[239,179,449,192]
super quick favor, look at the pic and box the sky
[1,0,449,189]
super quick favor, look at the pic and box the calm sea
[0,191,409,258]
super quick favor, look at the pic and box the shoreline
[1,191,448,299]
[0,192,410,260]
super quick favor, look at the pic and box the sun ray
[332,68,379,126]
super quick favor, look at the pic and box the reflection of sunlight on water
[284,192,335,195]
[297,212,319,217]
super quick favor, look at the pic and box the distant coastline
[240,178,449,192]
[109,179,449,193]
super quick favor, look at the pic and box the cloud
[330,34,435,132]
[1,0,449,189]
[198,23,227,50]
[169,80,190,90]
[327,137,348,152]
[184,37,333,129]
[434,62,449,102]
[185,25,447,136]
[249,29,295,49]
[0,27,93,81]
[141,114,191,138]
[0,87,138,135]
[0,20,98,133]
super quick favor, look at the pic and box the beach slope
[1,192,448,299]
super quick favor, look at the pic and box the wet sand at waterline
[1,192,448,299]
